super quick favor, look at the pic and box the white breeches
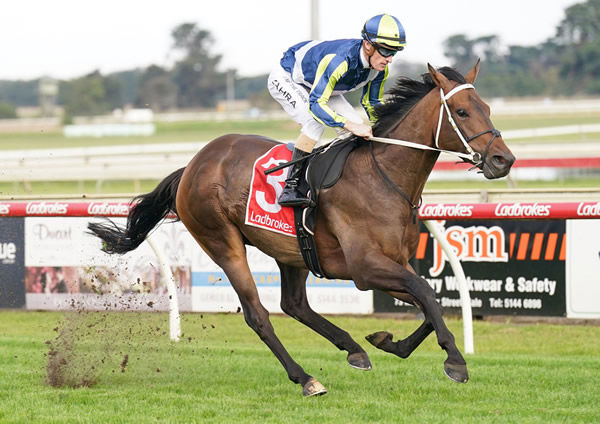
[267,66,364,147]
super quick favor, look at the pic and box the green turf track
[0,311,598,423]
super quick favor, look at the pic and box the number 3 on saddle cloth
[244,138,360,278]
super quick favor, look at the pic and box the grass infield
[0,310,598,423]
[1,112,599,151]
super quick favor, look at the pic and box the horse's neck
[373,95,440,203]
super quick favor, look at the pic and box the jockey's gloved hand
[343,121,373,139]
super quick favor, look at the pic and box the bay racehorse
[88,62,515,396]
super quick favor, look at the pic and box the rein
[370,83,501,166]
[369,141,421,223]
[369,82,501,215]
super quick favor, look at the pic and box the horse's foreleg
[278,262,372,370]
[366,296,434,359]
[351,255,468,383]
[366,264,435,359]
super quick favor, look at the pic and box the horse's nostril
[492,155,506,167]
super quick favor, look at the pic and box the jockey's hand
[343,121,373,139]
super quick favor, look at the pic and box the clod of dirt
[120,354,129,373]
[46,322,99,388]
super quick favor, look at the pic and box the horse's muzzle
[482,152,516,179]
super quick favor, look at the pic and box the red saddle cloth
[245,143,296,237]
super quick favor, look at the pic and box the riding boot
[278,148,311,207]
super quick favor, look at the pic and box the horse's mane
[370,67,466,136]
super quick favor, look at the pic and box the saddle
[292,137,361,277]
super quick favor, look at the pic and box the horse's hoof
[302,378,328,397]
[365,331,394,352]
[347,352,372,370]
[365,331,393,348]
[444,362,469,383]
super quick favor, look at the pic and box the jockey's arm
[361,67,389,122]
[308,55,349,129]
[308,55,373,138]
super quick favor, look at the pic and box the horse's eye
[456,109,469,118]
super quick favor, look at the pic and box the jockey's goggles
[371,42,403,57]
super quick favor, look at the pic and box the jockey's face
[371,49,394,71]
[363,41,394,71]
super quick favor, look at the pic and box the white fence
[1,142,206,184]
[2,124,600,185]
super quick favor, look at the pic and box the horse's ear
[427,63,451,91]
[465,58,481,84]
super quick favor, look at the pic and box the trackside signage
[191,245,373,314]
[374,219,567,316]
[0,201,596,316]
[0,201,597,219]
[25,202,69,215]
[0,218,25,308]
[86,202,130,216]
[419,202,600,220]
[0,202,131,217]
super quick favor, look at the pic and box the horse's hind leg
[197,232,326,397]
[278,262,372,370]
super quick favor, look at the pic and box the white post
[146,235,181,342]
[423,220,474,354]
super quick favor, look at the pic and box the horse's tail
[88,167,185,254]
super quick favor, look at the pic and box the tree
[170,23,227,108]
[60,71,124,117]
[0,80,39,107]
[136,65,177,111]
[443,35,477,68]
[554,0,600,92]
[109,69,143,106]
[442,34,501,76]
[555,0,600,46]
[0,102,17,119]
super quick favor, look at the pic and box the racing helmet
[361,13,406,51]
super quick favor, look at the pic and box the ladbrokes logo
[429,224,508,276]
[87,202,129,216]
[494,203,551,218]
[420,203,473,218]
[577,202,600,217]
[25,202,68,215]
[0,204,10,215]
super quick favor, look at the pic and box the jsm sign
[375,220,566,316]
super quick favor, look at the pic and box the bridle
[370,82,501,169]
[434,83,501,168]
[369,82,502,218]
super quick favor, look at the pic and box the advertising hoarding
[375,220,567,316]
[0,218,25,308]
[566,219,600,318]
[191,245,373,314]
[24,218,194,311]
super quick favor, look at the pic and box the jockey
[268,13,406,207]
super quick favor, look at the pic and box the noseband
[435,84,501,168]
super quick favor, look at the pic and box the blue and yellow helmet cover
[362,13,406,50]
